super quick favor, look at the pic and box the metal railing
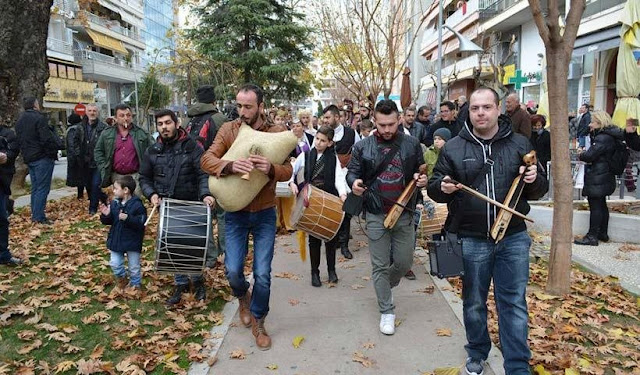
[110,0,144,13]
[74,49,143,71]
[441,54,492,77]
[47,37,73,55]
[582,0,626,20]
[82,11,144,42]
[422,0,480,49]
[479,0,523,20]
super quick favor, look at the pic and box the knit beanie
[196,85,216,103]
[67,113,83,125]
[433,127,452,141]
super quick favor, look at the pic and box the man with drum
[322,104,357,259]
[138,109,215,305]
[346,100,427,336]
[201,84,292,351]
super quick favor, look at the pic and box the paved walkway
[205,222,496,375]
[14,186,77,209]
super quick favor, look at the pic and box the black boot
[311,271,321,287]
[166,284,189,305]
[327,244,338,283]
[341,246,353,259]
[328,269,338,284]
[597,233,610,242]
[574,234,598,246]
[193,280,206,301]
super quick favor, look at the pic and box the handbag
[428,154,494,279]
[342,138,401,216]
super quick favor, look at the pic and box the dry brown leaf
[436,328,452,337]
[76,359,103,375]
[17,330,38,341]
[273,272,301,280]
[45,332,71,343]
[17,339,42,354]
[229,349,246,359]
[352,351,374,368]
[619,243,640,252]
[362,341,375,349]
[53,360,76,373]
[351,284,365,290]
[90,345,105,360]
[288,298,300,306]
[415,286,435,294]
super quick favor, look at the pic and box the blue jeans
[175,274,203,286]
[87,168,106,213]
[225,207,276,319]
[28,158,55,222]
[462,231,532,374]
[110,251,142,286]
[0,193,11,262]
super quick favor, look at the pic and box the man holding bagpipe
[346,99,427,336]
[427,87,548,375]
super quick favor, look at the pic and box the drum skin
[291,185,345,241]
[208,124,297,212]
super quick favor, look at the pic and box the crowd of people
[2,83,639,375]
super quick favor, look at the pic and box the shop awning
[573,27,621,56]
[118,11,145,29]
[86,29,128,55]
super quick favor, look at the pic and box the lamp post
[435,0,483,114]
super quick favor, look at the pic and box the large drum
[420,201,448,238]
[290,185,345,241]
[155,199,212,275]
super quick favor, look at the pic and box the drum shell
[419,202,448,238]
[291,185,345,241]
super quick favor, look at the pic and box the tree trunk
[545,49,573,295]
[0,0,54,194]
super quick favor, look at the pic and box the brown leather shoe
[238,291,252,327]
[251,316,272,351]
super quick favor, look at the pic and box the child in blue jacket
[99,175,147,290]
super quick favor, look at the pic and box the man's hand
[289,182,299,196]
[150,194,161,207]
[98,202,110,216]
[203,196,215,207]
[520,164,537,184]
[340,194,347,202]
[352,179,366,196]
[231,158,254,175]
[414,173,427,188]
[440,176,461,194]
[118,211,128,221]
[248,154,271,174]
[0,153,7,165]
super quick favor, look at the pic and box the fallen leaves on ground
[619,243,640,252]
[435,328,452,337]
[273,272,301,280]
[288,298,300,306]
[352,351,374,368]
[449,257,640,374]
[0,197,241,373]
[229,349,246,360]
[266,363,278,370]
[292,335,305,348]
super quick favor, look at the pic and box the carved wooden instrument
[490,151,537,242]
[384,165,426,229]
[442,177,534,223]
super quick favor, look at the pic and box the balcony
[582,0,626,20]
[74,50,145,83]
[83,12,144,42]
[421,0,480,55]
[442,54,492,78]
[72,11,145,50]
[47,37,73,56]
[479,0,522,20]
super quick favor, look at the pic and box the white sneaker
[379,313,395,335]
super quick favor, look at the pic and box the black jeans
[309,235,337,273]
[587,196,609,237]
[338,214,352,249]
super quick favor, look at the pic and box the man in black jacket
[0,124,22,265]
[402,107,429,147]
[347,100,427,336]
[139,109,216,305]
[427,101,461,145]
[577,103,591,148]
[427,87,548,375]
[625,118,640,151]
[84,104,108,214]
[15,97,62,224]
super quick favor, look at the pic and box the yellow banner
[44,77,96,103]
[502,64,516,85]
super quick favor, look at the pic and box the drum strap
[168,152,189,197]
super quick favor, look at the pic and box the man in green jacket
[94,104,153,194]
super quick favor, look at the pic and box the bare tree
[313,0,428,102]
[528,0,586,295]
[473,32,517,99]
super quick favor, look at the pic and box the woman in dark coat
[65,113,87,199]
[530,114,551,173]
[574,111,624,246]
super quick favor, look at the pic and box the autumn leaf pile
[450,258,640,374]
[0,197,248,374]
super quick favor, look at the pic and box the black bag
[609,137,629,176]
[428,155,494,279]
[342,138,401,216]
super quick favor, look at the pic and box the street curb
[570,252,640,296]
[416,249,505,375]
[188,274,253,375]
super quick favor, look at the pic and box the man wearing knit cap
[186,86,230,263]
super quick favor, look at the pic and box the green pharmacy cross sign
[508,69,528,90]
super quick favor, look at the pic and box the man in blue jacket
[15,97,62,224]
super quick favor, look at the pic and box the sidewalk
[14,186,77,209]
[204,222,496,375]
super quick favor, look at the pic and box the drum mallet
[145,204,158,226]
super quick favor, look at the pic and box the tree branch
[528,0,550,45]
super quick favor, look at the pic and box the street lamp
[435,1,483,114]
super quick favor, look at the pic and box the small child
[99,175,147,292]
[359,119,374,138]
[289,126,349,287]
[424,128,451,176]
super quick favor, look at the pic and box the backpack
[609,137,629,176]
[186,112,225,150]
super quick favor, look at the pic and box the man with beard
[139,109,215,305]
[359,102,372,121]
[403,107,429,147]
[427,101,461,145]
[84,104,109,214]
[347,99,426,335]
[200,84,292,351]
[323,104,356,259]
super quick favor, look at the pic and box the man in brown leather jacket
[200,84,292,351]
